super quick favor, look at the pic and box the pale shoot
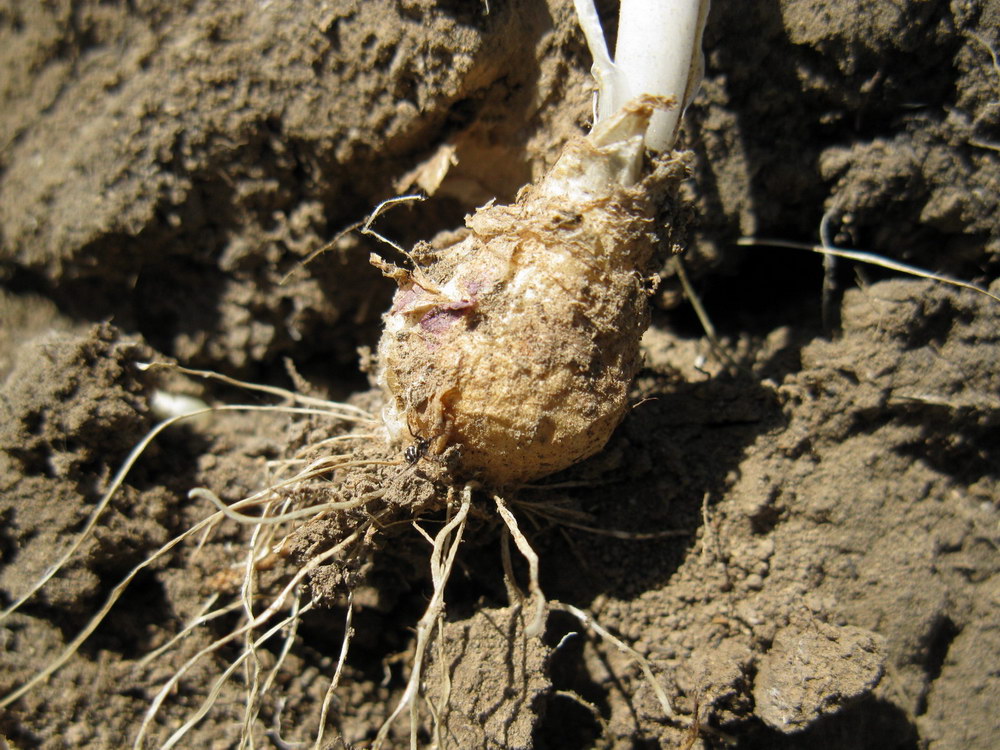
[575,0,710,151]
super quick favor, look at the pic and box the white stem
[575,0,709,152]
[572,0,625,122]
[613,0,708,151]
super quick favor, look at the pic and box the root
[360,194,428,267]
[135,594,242,669]
[266,432,379,469]
[819,209,840,333]
[134,521,370,749]
[671,254,741,374]
[281,194,426,285]
[0,503,223,710]
[189,473,389,527]
[239,553,305,748]
[494,494,547,638]
[0,352,387,708]
[552,690,610,736]
[237,485,288,750]
[428,616,452,750]
[138,361,378,419]
[2,353,431,748]
[737,237,1000,304]
[0,406,214,624]
[2,417,383,738]
[541,518,690,541]
[0,389,374,627]
[966,31,1000,84]
[514,496,691,542]
[372,484,473,750]
[550,600,681,723]
[161,595,315,750]
[157,446,379,746]
[313,593,355,750]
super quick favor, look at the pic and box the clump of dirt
[753,620,886,733]
[0,324,163,610]
[426,606,550,749]
[1,1,999,749]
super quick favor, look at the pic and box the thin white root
[966,31,1000,83]
[494,494,547,638]
[1,357,390,745]
[189,479,387,526]
[137,361,377,419]
[1,443,359,711]
[133,523,369,749]
[553,689,610,735]
[151,408,380,747]
[161,597,316,750]
[513,497,690,541]
[313,593,355,750]
[428,615,452,750]
[239,534,305,748]
[737,237,1000,304]
[135,595,242,669]
[372,485,473,750]
[237,490,279,750]
[551,600,680,722]
[699,492,717,566]
[819,209,839,332]
[232,447,324,740]
[0,389,377,630]
[282,194,426,285]
[360,194,427,261]
[266,433,377,468]
[0,505,223,710]
[0,406,213,624]
[500,525,520,606]
[540,517,691,541]
[671,255,741,374]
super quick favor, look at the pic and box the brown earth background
[1,0,999,748]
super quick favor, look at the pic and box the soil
[1,1,998,749]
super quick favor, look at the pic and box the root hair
[373,483,473,750]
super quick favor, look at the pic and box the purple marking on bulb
[419,300,475,334]
[391,287,420,315]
